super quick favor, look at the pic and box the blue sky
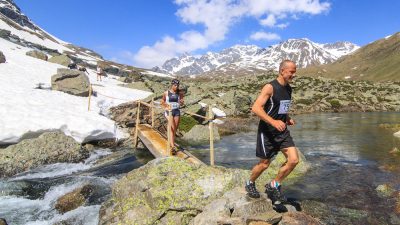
[14,0,400,68]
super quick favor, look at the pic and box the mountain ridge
[154,38,359,76]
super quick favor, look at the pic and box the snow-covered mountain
[154,39,359,76]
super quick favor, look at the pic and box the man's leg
[246,159,271,198]
[250,159,271,182]
[274,147,299,183]
[266,147,299,204]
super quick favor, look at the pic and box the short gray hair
[279,60,295,73]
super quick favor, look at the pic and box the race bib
[169,102,180,110]
[278,100,291,114]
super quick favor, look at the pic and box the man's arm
[252,84,286,132]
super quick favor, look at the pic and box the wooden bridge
[132,100,216,166]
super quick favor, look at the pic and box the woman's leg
[171,116,180,147]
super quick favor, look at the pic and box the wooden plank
[137,124,168,157]
[136,124,205,165]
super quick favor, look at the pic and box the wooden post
[151,97,155,128]
[133,101,141,148]
[209,106,214,166]
[167,110,172,155]
[87,84,92,111]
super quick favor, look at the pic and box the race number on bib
[169,102,180,110]
[278,100,291,114]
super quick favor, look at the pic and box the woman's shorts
[164,109,180,118]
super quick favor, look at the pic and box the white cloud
[133,0,330,68]
[250,31,281,41]
[260,14,277,27]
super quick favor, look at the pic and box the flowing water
[1,112,399,224]
[190,112,400,224]
[0,149,150,225]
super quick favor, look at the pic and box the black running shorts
[256,129,295,159]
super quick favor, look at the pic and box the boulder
[51,68,90,96]
[182,124,220,144]
[193,187,282,225]
[233,94,252,115]
[99,156,310,225]
[0,29,11,39]
[279,212,323,225]
[49,54,72,66]
[0,132,88,178]
[55,184,94,214]
[118,77,132,83]
[0,51,5,63]
[26,50,48,61]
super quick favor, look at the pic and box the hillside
[298,32,400,82]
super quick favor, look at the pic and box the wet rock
[51,68,90,97]
[279,212,323,225]
[49,54,72,66]
[182,124,220,144]
[376,184,396,197]
[0,51,5,63]
[55,184,94,214]
[26,50,48,61]
[0,132,88,178]
[0,218,8,225]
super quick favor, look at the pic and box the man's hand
[287,118,295,126]
[179,99,184,106]
[272,120,286,132]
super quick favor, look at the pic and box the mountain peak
[155,38,359,76]
[0,0,38,30]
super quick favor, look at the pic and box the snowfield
[0,39,152,144]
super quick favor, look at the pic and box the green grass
[179,115,199,133]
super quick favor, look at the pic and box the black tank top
[166,90,179,103]
[259,79,292,133]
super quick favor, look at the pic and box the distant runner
[161,79,184,154]
[245,60,299,205]
[96,65,103,81]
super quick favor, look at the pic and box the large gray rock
[0,51,5,63]
[0,132,88,178]
[51,68,90,96]
[182,124,220,144]
[26,50,48,61]
[99,156,310,225]
[49,54,72,66]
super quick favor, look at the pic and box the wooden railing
[133,99,216,166]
